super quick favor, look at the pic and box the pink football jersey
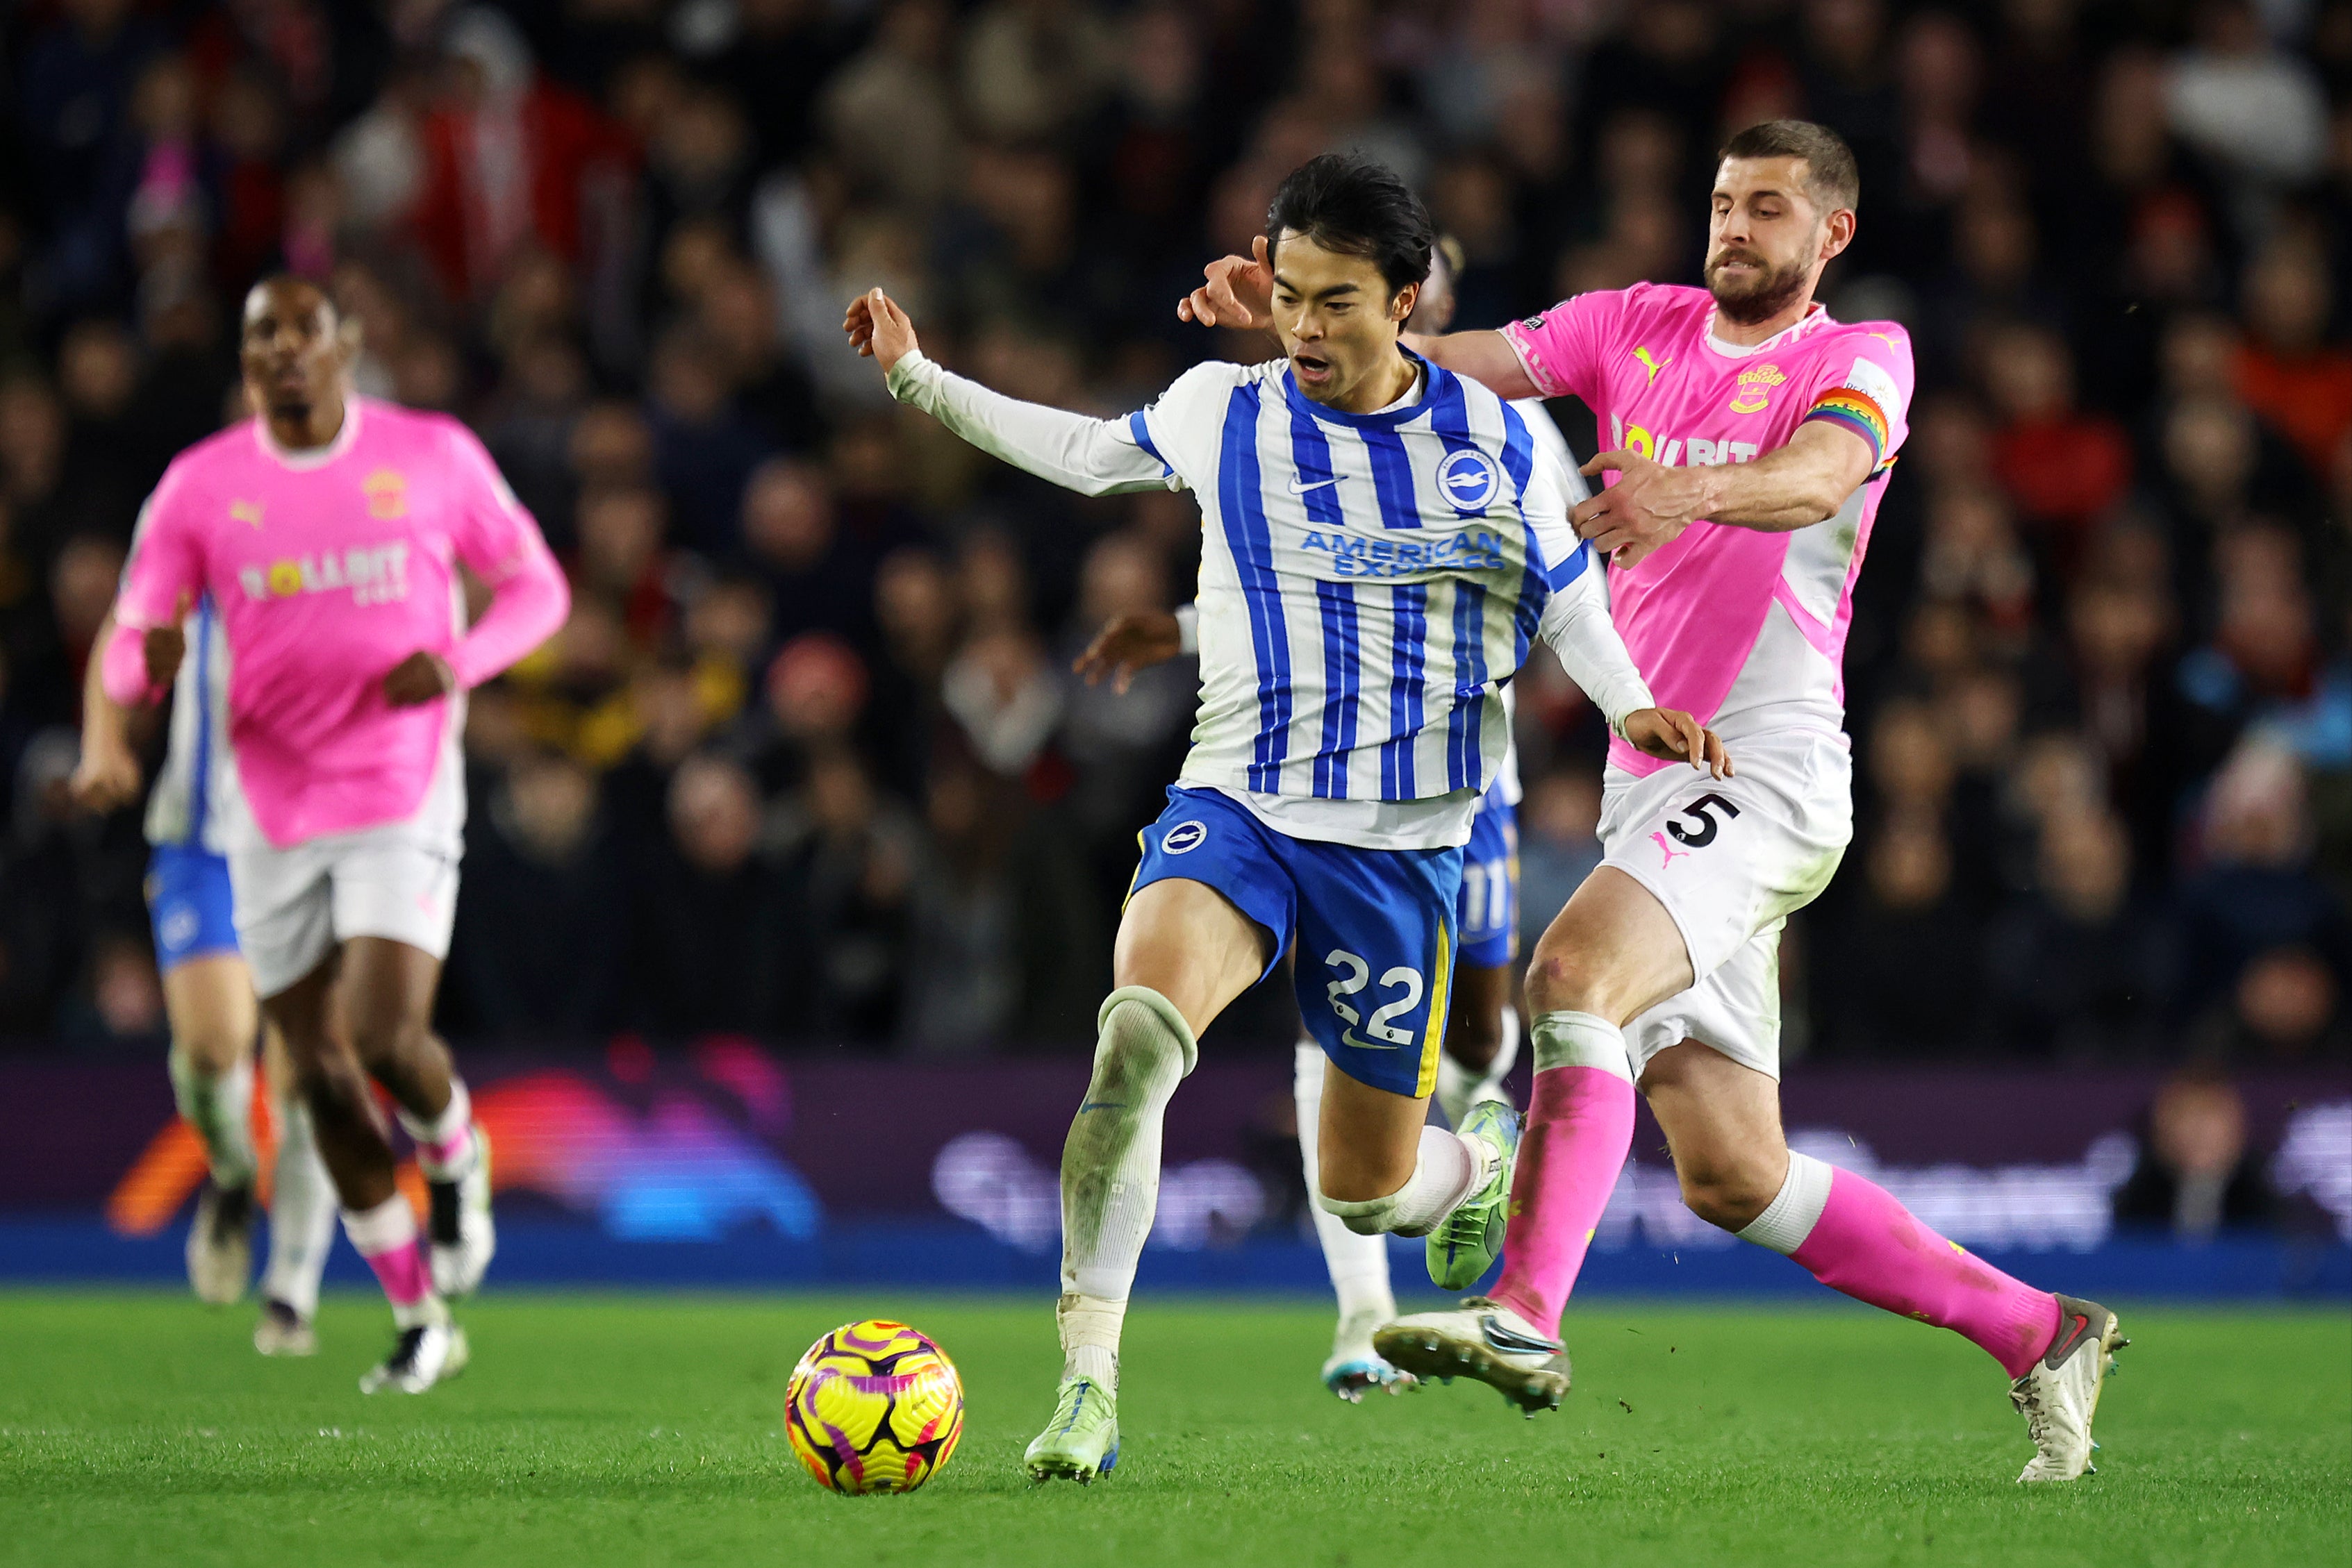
[1500,283,1913,774]
[114,398,568,846]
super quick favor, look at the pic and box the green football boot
[1426,1099,1521,1291]
[1022,1376,1121,1483]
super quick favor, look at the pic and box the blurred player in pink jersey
[1182,121,2124,1482]
[104,276,570,1394]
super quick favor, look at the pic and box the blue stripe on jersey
[1362,426,1421,529]
[1218,385,1291,792]
[1427,371,1491,520]
[1291,406,1359,799]
[1496,400,1550,662]
[1381,583,1427,797]
[187,595,214,843]
[1446,581,1488,792]
[1128,411,1172,476]
[1313,581,1360,798]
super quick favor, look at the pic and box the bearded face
[1703,238,1818,326]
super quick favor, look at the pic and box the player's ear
[1390,281,1419,324]
[333,314,364,362]
[1821,208,1857,263]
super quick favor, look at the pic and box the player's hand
[1621,708,1732,778]
[142,592,190,692]
[843,287,920,374]
[1073,611,1184,694]
[1573,450,1716,568]
[383,650,456,707]
[1177,236,1273,329]
[69,740,142,814]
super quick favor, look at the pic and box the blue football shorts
[145,842,240,971]
[1456,780,1518,971]
[1129,785,1463,1099]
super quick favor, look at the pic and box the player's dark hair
[1265,153,1435,299]
[1719,119,1860,212]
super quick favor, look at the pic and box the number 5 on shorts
[1667,792,1743,849]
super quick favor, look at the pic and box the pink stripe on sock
[1491,1065,1635,1340]
[360,1237,432,1309]
[421,1124,473,1169]
[1791,1167,2061,1378]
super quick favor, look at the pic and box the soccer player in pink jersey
[103,276,571,1394]
[1181,121,2124,1481]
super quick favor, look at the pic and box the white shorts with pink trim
[1595,730,1852,1080]
[226,746,465,998]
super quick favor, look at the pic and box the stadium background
[0,0,2343,1292]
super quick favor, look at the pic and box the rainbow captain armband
[1800,386,1891,465]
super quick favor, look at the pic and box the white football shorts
[1594,729,1853,1081]
[227,746,466,999]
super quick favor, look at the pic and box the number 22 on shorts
[1325,950,1425,1051]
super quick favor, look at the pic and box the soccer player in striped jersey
[849,153,1727,1483]
[76,597,338,1354]
[1179,122,2125,1483]
[1077,235,1591,1401]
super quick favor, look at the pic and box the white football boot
[2012,1294,2128,1482]
[185,1181,255,1306]
[359,1321,470,1394]
[253,1298,317,1358]
[426,1128,496,1299]
[1375,1296,1571,1416]
[1321,1306,1417,1403]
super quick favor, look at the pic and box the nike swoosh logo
[1480,1316,1564,1356]
[1286,475,1343,494]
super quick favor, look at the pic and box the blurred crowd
[0,0,2344,1064]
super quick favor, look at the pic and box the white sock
[1293,1043,1393,1326]
[1317,1124,1486,1238]
[260,1099,338,1319]
[1057,987,1197,1392]
[396,1078,475,1180]
[170,1049,256,1188]
[1435,1008,1521,1128]
[1736,1151,1836,1256]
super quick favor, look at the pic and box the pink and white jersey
[1499,283,1913,775]
[112,397,568,847]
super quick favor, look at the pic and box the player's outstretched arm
[1398,329,1541,401]
[73,606,145,812]
[845,288,1175,498]
[1574,421,1875,566]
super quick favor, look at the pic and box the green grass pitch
[0,1291,2344,1567]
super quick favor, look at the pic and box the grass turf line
[0,1291,2342,1568]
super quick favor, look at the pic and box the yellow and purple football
[784,1319,966,1494]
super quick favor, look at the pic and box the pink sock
[1782,1164,2060,1378]
[1491,1062,1635,1339]
[361,1235,432,1308]
[343,1194,441,1326]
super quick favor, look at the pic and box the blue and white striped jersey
[887,345,1646,849]
[1120,354,1596,808]
[141,593,242,856]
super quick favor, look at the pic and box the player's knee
[1523,943,1629,1024]
[344,1008,430,1073]
[168,1026,250,1078]
[1676,1162,1778,1233]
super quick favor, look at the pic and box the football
[784,1319,966,1494]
